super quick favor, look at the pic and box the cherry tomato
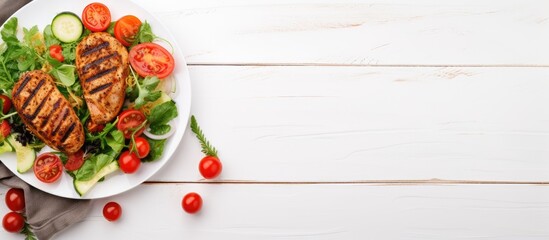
[182,192,202,214]
[33,153,63,183]
[199,156,222,179]
[118,151,141,174]
[0,95,12,114]
[49,44,64,62]
[86,120,105,133]
[129,43,175,79]
[103,202,122,221]
[0,120,10,138]
[5,188,25,212]
[64,150,85,171]
[2,212,24,233]
[117,109,146,139]
[129,137,150,158]
[114,15,141,46]
[82,2,111,32]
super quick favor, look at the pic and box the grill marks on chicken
[12,71,84,153]
[76,32,128,125]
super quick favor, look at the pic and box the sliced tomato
[117,109,146,139]
[49,44,64,62]
[82,2,111,32]
[0,120,10,138]
[34,153,63,183]
[65,150,85,171]
[86,120,105,133]
[0,95,12,114]
[114,15,141,46]
[129,43,175,79]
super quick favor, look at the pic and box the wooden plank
[132,0,549,65]
[148,66,549,182]
[2,184,548,239]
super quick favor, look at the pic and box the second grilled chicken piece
[12,70,85,154]
[76,32,128,125]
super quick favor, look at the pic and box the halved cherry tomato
[2,212,24,233]
[64,150,85,171]
[118,151,141,174]
[199,156,222,179]
[33,153,63,183]
[0,95,12,114]
[117,109,146,139]
[82,2,111,32]
[182,192,202,214]
[1,120,10,138]
[49,44,64,62]
[86,120,105,133]
[129,43,175,79]
[5,188,25,212]
[129,136,150,158]
[103,202,122,221]
[114,15,141,47]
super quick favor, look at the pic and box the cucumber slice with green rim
[74,161,119,196]
[51,12,83,43]
[6,135,36,173]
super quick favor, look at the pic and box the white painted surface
[2,0,549,239]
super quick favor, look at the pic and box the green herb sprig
[190,115,218,157]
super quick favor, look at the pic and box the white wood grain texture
[148,66,549,182]
[1,184,549,240]
[131,0,549,65]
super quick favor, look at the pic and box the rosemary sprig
[190,115,218,157]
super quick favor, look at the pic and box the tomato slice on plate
[82,2,111,32]
[114,15,141,46]
[129,43,175,79]
[64,150,85,171]
[117,109,146,139]
[34,153,63,183]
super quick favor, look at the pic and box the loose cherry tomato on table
[182,192,202,214]
[130,136,150,159]
[0,95,12,114]
[82,2,111,32]
[2,212,24,233]
[117,109,146,139]
[64,149,85,171]
[199,156,222,179]
[5,188,25,212]
[129,43,175,79]
[0,120,10,138]
[114,15,141,46]
[103,202,122,221]
[118,151,141,174]
[49,44,64,62]
[33,153,63,183]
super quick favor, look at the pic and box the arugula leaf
[75,154,113,181]
[149,124,171,135]
[137,21,155,44]
[1,18,19,46]
[105,130,124,155]
[148,100,178,127]
[50,64,76,86]
[134,76,161,108]
[23,26,41,49]
[61,41,78,62]
[143,138,166,162]
[86,118,119,149]
[43,25,59,47]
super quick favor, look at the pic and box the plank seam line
[187,63,549,68]
[143,180,549,185]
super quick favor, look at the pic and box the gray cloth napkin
[1,1,92,239]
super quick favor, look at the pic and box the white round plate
[0,0,191,199]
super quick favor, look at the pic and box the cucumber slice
[6,135,36,173]
[51,12,83,43]
[0,141,12,154]
[74,161,119,196]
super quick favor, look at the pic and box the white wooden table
[4,0,549,239]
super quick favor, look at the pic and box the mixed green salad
[0,2,179,196]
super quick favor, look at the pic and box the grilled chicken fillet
[76,32,128,125]
[12,70,85,154]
